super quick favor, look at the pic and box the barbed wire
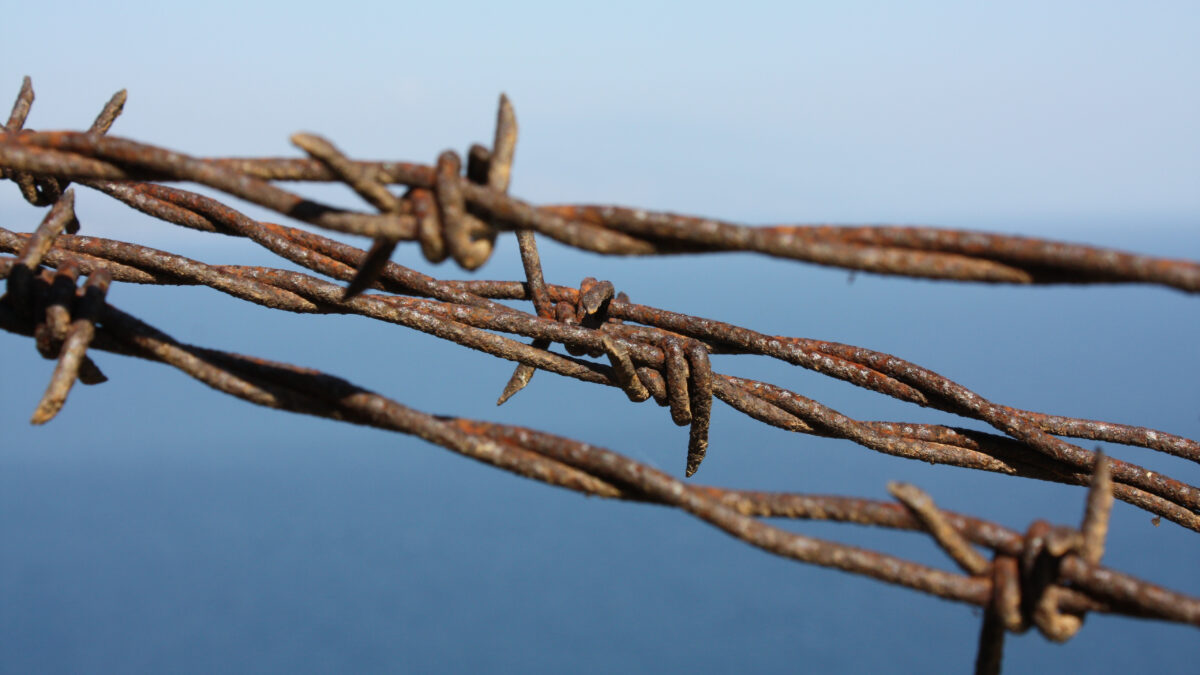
[2,77,1197,674]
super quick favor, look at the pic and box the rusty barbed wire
[2,77,1197,673]
[1,276,1198,615]
[2,266,1198,654]
[4,216,1195,523]
[2,88,1198,291]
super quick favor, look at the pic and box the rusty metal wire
[4,106,1199,292]
[2,77,1197,673]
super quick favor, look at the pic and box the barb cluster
[2,77,1197,674]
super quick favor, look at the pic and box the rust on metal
[2,77,1198,674]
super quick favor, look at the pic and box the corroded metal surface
[2,77,1198,674]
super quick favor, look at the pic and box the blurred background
[2,2,1198,672]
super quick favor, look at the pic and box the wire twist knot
[1,188,110,423]
[410,149,496,270]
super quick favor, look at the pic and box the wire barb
[601,334,650,402]
[30,268,111,423]
[888,482,989,575]
[968,452,1120,670]
[3,76,60,206]
[290,132,402,300]
[1080,450,1113,565]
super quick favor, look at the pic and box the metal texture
[2,78,1198,673]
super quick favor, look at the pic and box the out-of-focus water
[2,227,1198,673]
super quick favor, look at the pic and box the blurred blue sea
[2,224,1197,673]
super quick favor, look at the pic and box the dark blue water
[3,226,1198,673]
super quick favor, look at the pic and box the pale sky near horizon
[2,1,1197,236]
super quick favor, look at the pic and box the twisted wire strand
[34,182,1200,471]
[1,177,1197,510]
[1,287,1197,632]
[2,215,1197,529]
[2,130,1199,291]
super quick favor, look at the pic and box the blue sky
[2,3,1199,673]
[3,2,1197,230]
